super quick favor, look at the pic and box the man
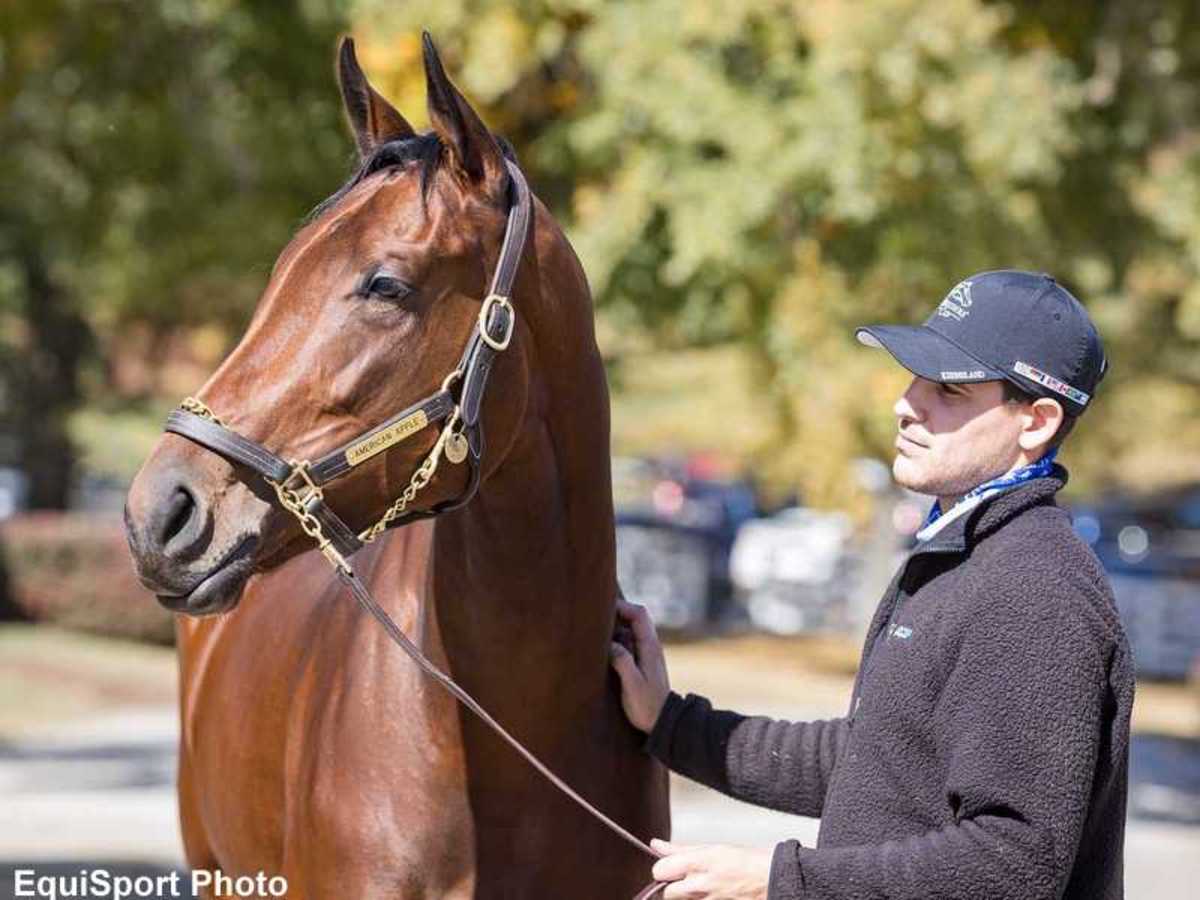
[610,270,1134,900]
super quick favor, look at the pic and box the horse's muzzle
[125,457,260,615]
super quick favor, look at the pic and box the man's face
[892,378,1024,498]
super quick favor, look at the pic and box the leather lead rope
[163,159,667,898]
[338,567,667,898]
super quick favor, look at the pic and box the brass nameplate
[345,410,428,467]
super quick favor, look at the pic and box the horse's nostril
[161,486,199,552]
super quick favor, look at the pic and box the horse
[124,33,669,898]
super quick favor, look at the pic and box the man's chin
[892,454,926,493]
[893,455,981,502]
[892,456,946,497]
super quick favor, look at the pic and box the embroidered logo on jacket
[886,623,914,640]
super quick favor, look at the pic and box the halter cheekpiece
[164,159,532,573]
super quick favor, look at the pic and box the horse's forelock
[306,132,442,223]
[308,130,519,224]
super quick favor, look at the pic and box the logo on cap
[1013,361,1090,406]
[936,280,974,321]
[940,369,988,381]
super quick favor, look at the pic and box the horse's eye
[365,273,412,300]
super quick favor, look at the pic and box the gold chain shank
[358,408,460,544]
[181,396,223,426]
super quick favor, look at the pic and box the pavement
[0,708,182,869]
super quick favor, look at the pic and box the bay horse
[124,33,669,898]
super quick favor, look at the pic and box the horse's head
[125,35,537,614]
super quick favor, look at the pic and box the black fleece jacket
[645,468,1134,899]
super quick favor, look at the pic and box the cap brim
[856,325,1005,383]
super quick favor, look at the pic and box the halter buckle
[479,294,515,352]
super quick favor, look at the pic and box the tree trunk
[13,243,91,510]
[0,535,24,622]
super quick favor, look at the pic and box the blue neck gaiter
[920,448,1059,533]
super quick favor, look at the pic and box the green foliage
[353,0,1200,504]
[1,0,353,331]
[5,0,1200,510]
[0,0,353,503]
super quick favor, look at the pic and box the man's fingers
[615,599,661,651]
[662,880,699,899]
[624,602,659,645]
[609,642,644,682]
[617,597,650,624]
[650,851,692,883]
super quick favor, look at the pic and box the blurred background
[1,0,1198,895]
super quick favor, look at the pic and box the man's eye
[365,274,411,300]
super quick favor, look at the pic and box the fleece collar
[917,449,1059,541]
[913,464,1069,558]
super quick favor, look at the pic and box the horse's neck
[426,400,617,728]
[428,254,617,731]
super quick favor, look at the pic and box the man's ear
[1018,397,1064,452]
[422,31,508,202]
[338,36,415,160]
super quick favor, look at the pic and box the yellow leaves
[549,81,579,114]
[796,0,1007,76]
[606,342,777,460]
[1075,377,1200,490]
[350,6,538,128]
[1127,139,1200,339]
[771,240,849,351]
[456,8,532,103]
[568,151,663,288]
[1132,139,1200,256]
[339,0,1200,503]
[1177,283,1200,341]
[354,30,427,128]
[1071,256,1115,296]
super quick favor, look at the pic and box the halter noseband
[163,159,533,572]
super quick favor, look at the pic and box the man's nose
[894,378,922,422]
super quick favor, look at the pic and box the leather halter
[160,159,667,899]
[165,160,531,569]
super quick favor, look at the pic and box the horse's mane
[307,131,518,223]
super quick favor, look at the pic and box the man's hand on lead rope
[649,839,772,899]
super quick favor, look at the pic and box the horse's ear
[338,36,415,160]
[422,32,507,200]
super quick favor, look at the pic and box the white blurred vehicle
[613,456,758,632]
[0,467,28,520]
[730,507,857,634]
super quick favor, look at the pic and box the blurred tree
[997,0,1200,484]
[353,1,1069,502]
[5,0,1198,510]
[0,0,351,507]
[0,534,20,621]
[352,0,1200,504]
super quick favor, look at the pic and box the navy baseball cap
[856,270,1108,417]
